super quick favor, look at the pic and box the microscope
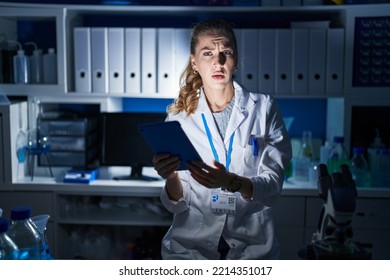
[300,164,371,259]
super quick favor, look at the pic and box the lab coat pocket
[243,136,263,173]
[235,210,267,244]
[170,209,203,241]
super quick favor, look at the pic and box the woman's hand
[152,153,180,180]
[187,160,234,189]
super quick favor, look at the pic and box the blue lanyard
[201,113,235,171]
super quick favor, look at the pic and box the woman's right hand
[152,153,181,180]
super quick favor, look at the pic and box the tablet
[138,121,202,170]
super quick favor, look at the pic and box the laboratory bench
[0,173,389,260]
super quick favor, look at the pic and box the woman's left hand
[187,160,233,189]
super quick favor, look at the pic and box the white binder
[275,29,292,95]
[240,29,258,92]
[292,29,309,95]
[91,27,108,93]
[326,28,344,96]
[174,28,190,92]
[125,28,141,93]
[233,28,242,85]
[74,27,91,93]
[258,29,276,94]
[108,27,125,94]
[157,28,175,95]
[309,28,326,96]
[141,28,157,94]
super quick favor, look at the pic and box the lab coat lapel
[224,82,255,145]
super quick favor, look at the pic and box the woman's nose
[215,52,226,66]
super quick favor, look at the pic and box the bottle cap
[333,136,344,143]
[0,218,10,233]
[10,205,32,220]
[353,146,364,155]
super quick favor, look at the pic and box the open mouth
[212,72,225,80]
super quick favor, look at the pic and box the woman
[153,19,292,260]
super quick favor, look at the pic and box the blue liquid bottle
[0,218,19,260]
[7,206,41,260]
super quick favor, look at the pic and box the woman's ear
[190,55,196,69]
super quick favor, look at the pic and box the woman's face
[191,34,236,92]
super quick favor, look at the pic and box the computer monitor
[99,112,167,181]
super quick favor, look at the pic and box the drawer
[39,118,98,136]
[353,198,390,230]
[49,134,97,151]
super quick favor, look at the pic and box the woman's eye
[203,51,212,56]
[223,50,232,56]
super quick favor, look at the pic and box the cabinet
[0,2,390,260]
[1,3,387,99]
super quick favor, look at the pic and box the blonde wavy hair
[168,19,238,115]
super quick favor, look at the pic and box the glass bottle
[7,206,42,260]
[0,218,19,260]
[350,146,371,188]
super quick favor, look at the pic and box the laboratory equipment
[25,98,52,180]
[43,48,57,84]
[25,42,43,84]
[8,206,42,260]
[328,136,349,173]
[9,40,30,84]
[350,146,370,188]
[299,164,371,259]
[292,130,313,181]
[0,218,19,260]
[31,214,53,259]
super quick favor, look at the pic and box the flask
[0,218,19,260]
[328,136,349,174]
[43,48,57,84]
[25,42,43,84]
[7,206,41,260]
[350,146,370,188]
[11,41,30,84]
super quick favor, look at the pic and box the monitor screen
[99,112,167,181]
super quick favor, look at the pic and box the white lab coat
[160,82,292,260]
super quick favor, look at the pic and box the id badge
[211,190,236,214]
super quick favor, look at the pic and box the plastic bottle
[320,140,331,164]
[367,128,386,187]
[350,146,371,188]
[10,41,30,84]
[25,42,43,84]
[7,206,41,260]
[328,136,349,174]
[0,218,19,260]
[293,131,313,181]
[43,48,57,84]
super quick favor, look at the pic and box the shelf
[58,207,172,226]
